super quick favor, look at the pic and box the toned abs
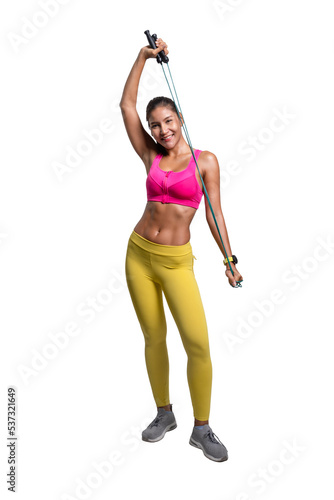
[134,150,205,245]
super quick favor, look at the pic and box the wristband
[224,255,238,265]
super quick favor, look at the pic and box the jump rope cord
[160,62,242,287]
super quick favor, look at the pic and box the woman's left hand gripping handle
[225,266,243,288]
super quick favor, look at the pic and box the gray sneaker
[142,405,177,443]
[189,424,228,462]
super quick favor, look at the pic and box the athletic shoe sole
[189,436,228,462]
[142,422,177,443]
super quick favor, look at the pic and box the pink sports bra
[146,149,204,209]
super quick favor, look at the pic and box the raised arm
[119,40,169,166]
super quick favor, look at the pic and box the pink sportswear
[146,149,204,209]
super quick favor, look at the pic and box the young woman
[120,38,243,462]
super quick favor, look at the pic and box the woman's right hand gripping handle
[120,37,170,108]
[140,38,169,61]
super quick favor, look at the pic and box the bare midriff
[133,201,197,246]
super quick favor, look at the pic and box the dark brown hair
[146,96,179,124]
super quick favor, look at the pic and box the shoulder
[198,150,219,174]
[198,150,218,163]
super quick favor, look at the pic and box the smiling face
[148,106,183,149]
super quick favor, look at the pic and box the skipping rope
[144,30,243,288]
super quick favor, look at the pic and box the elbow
[119,100,135,110]
[206,208,223,222]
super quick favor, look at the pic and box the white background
[1,0,333,498]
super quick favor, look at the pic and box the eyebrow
[150,115,173,125]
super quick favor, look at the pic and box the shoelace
[149,414,164,428]
[204,428,224,446]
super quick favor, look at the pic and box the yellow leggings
[125,230,212,421]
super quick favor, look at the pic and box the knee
[186,337,211,360]
[143,326,167,348]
